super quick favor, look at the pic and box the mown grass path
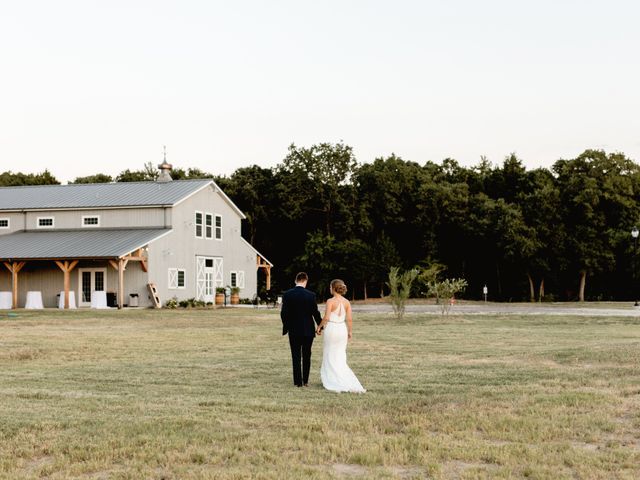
[1,309,639,479]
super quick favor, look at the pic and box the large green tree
[0,170,59,186]
[10,145,640,302]
[116,162,158,182]
[519,168,565,301]
[280,142,357,237]
[554,150,640,301]
[70,174,113,184]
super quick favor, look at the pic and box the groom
[280,272,322,387]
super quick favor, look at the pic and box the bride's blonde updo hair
[330,279,348,295]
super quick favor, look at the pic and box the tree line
[3,144,640,302]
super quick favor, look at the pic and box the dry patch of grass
[0,347,43,361]
[1,308,639,479]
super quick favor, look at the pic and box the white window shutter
[214,258,223,287]
[196,257,206,300]
[168,268,178,289]
[238,271,245,289]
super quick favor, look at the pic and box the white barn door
[196,256,222,302]
[213,258,223,288]
[78,268,107,307]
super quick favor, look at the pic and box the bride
[316,279,366,393]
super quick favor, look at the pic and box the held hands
[315,324,352,339]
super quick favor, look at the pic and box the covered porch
[0,228,170,309]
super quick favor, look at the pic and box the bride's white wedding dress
[320,301,366,393]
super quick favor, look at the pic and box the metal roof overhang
[240,237,273,266]
[0,228,172,261]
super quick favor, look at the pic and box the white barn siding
[0,212,26,234]
[5,262,69,308]
[0,179,265,309]
[23,208,169,230]
[146,184,258,305]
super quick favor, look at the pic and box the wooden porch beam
[110,258,129,307]
[255,254,273,291]
[4,261,26,309]
[109,259,129,270]
[54,260,79,309]
[121,256,145,262]
[266,265,271,291]
[117,258,125,309]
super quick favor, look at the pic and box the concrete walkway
[350,302,640,317]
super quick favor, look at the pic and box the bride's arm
[316,299,332,334]
[346,301,353,340]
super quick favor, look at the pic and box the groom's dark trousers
[281,286,322,386]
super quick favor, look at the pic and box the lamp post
[632,226,639,306]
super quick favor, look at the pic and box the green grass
[1,309,639,479]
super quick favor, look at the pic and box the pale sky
[1,1,639,183]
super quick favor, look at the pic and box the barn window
[37,217,54,228]
[205,213,213,239]
[169,268,186,289]
[82,216,100,227]
[215,214,222,240]
[195,211,203,238]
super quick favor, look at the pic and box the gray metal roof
[0,228,171,260]
[0,179,212,211]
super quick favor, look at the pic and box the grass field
[1,308,639,479]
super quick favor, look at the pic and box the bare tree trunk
[496,263,502,300]
[578,270,587,302]
[363,281,368,300]
[380,282,384,298]
[538,278,545,302]
[527,272,535,302]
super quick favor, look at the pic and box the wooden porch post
[55,260,79,309]
[256,255,272,291]
[3,261,26,309]
[118,259,125,309]
[266,265,271,291]
[110,258,128,309]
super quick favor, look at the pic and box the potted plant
[230,286,240,305]
[215,287,225,305]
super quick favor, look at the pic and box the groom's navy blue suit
[281,286,322,386]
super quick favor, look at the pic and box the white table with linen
[90,290,109,309]
[58,291,77,309]
[25,291,44,309]
[0,291,12,309]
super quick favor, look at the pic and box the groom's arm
[280,294,289,335]
[311,294,322,326]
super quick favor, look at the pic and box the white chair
[0,291,12,309]
[90,290,109,309]
[58,291,77,309]
[25,291,44,309]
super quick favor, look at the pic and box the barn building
[0,164,272,309]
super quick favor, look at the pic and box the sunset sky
[1,0,639,182]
